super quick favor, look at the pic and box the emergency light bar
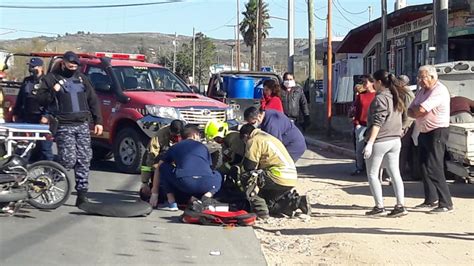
[94,52,146,62]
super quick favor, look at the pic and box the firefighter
[238,123,310,218]
[12,57,54,161]
[204,119,245,175]
[37,51,103,207]
[139,119,185,201]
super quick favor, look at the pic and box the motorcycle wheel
[26,161,72,209]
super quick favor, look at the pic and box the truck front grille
[179,109,226,125]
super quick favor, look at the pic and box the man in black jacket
[12,57,54,161]
[281,72,311,131]
[37,51,103,207]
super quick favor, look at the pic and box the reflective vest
[55,76,89,115]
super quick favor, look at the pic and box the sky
[0,0,432,41]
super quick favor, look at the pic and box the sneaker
[429,206,454,213]
[298,195,312,215]
[365,206,387,216]
[157,202,179,211]
[387,205,408,217]
[414,202,438,209]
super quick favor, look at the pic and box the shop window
[396,48,405,76]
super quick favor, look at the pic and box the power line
[332,1,359,27]
[0,27,59,36]
[201,16,237,34]
[0,1,184,9]
[334,0,368,15]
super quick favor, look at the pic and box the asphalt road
[0,160,266,266]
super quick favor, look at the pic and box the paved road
[0,161,266,266]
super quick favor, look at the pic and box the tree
[240,0,270,70]
[194,32,216,87]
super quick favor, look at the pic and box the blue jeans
[29,140,54,163]
[159,162,222,198]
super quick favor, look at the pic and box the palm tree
[240,0,270,70]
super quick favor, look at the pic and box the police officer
[239,123,310,218]
[12,57,54,161]
[37,51,103,207]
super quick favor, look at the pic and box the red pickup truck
[1,52,237,173]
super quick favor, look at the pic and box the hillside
[0,32,324,80]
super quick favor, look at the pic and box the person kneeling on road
[139,119,185,201]
[238,124,310,219]
[149,125,222,211]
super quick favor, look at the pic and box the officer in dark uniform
[37,51,103,207]
[12,57,54,162]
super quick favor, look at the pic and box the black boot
[75,190,90,207]
[298,195,312,215]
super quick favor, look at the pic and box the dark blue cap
[63,51,80,64]
[28,57,44,67]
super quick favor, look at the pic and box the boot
[75,190,90,207]
[298,195,312,215]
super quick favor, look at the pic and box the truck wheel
[113,128,148,174]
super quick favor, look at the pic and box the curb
[305,135,355,159]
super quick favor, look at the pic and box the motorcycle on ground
[0,123,72,215]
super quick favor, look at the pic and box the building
[337,0,473,82]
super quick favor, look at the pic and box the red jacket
[353,91,376,126]
[261,95,284,113]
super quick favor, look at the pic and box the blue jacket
[260,110,307,161]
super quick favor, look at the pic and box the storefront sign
[389,45,396,73]
[421,28,430,42]
[394,38,406,48]
[391,15,432,38]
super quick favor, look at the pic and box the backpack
[181,208,257,226]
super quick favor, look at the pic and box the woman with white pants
[363,69,407,217]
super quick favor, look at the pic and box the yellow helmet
[205,120,228,140]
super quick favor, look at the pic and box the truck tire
[113,128,148,174]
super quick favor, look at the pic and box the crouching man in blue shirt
[149,124,222,211]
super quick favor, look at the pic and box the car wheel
[113,128,148,174]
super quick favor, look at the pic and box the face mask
[284,80,296,88]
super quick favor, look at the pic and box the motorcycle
[0,123,72,215]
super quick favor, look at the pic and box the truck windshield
[113,66,191,92]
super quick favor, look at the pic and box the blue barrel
[227,76,255,99]
[222,76,231,92]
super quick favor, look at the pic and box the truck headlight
[145,105,179,119]
[226,107,236,120]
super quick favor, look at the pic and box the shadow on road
[253,226,474,241]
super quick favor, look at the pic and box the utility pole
[288,0,295,73]
[327,0,333,136]
[192,27,196,84]
[308,0,315,81]
[173,32,177,72]
[435,0,448,63]
[257,0,263,71]
[381,0,387,69]
[237,0,241,70]
[368,6,372,21]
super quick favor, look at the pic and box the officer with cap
[37,51,103,207]
[12,57,53,161]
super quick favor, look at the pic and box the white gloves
[363,141,374,159]
[149,193,159,207]
[355,124,362,130]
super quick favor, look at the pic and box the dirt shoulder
[254,148,474,265]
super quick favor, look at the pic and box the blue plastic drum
[227,76,255,99]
